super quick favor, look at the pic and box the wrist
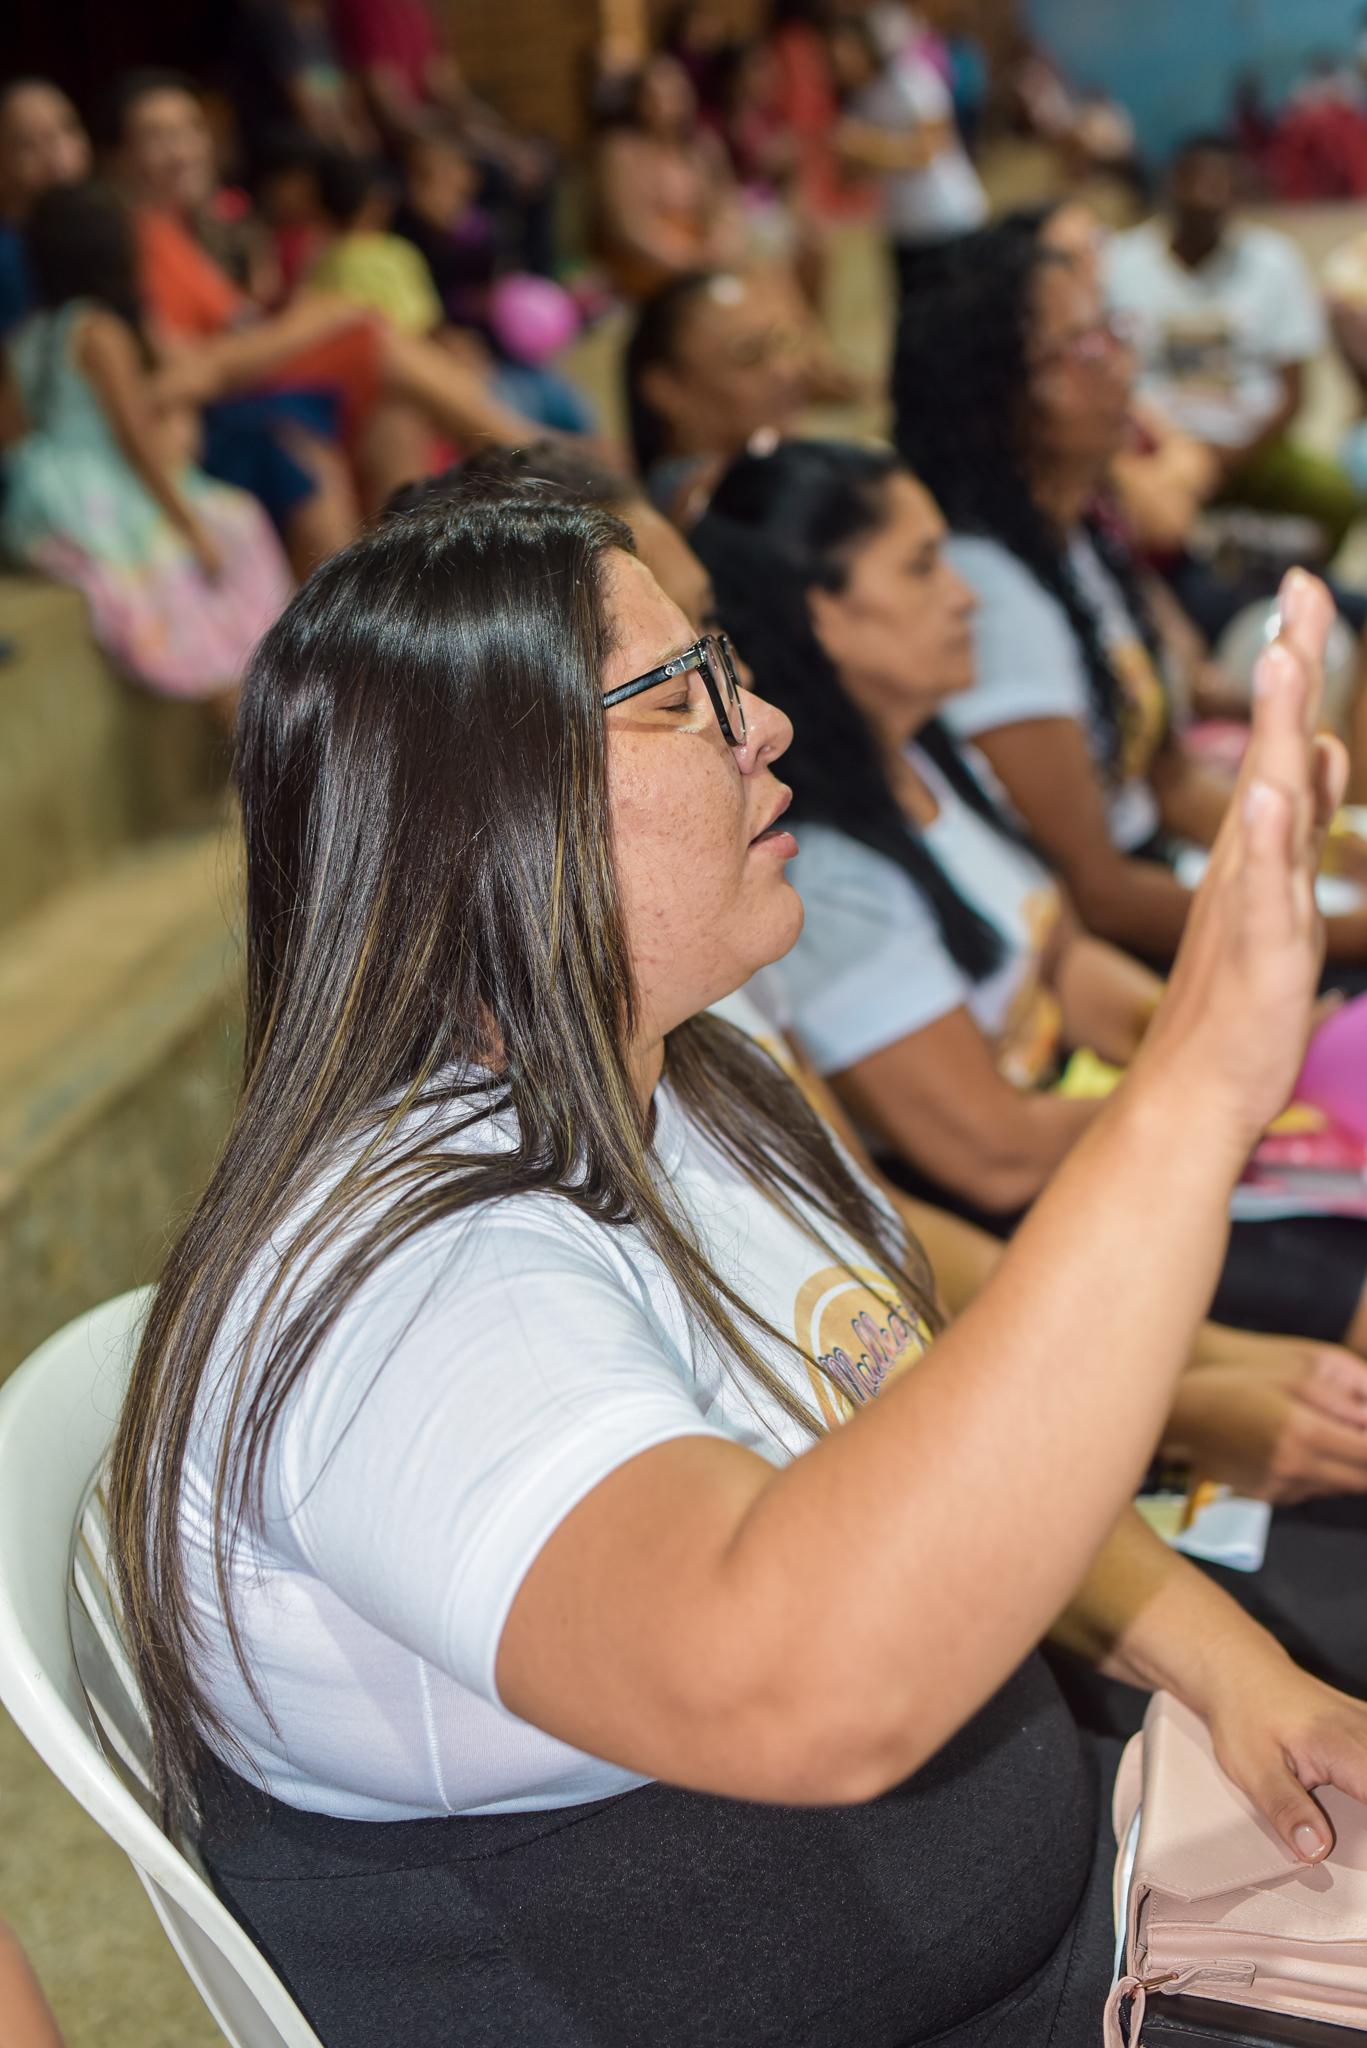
[1179,1611,1293,1724]
[1106,1053,1254,1192]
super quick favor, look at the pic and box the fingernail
[1282,569,1308,624]
[1293,1821,1327,1859]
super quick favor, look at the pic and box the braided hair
[694,439,1034,982]
[892,216,1165,781]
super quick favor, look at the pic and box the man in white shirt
[1106,134,1360,552]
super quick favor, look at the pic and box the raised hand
[1135,569,1349,1157]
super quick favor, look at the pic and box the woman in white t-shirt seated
[108,477,1367,2047]
[692,438,1367,1355]
[892,211,1367,977]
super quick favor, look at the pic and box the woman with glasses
[894,212,1367,975]
[109,479,1367,2047]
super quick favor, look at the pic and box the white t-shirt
[182,1071,931,1821]
[775,743,1063,1088]
[943,533,1167,854]
[853,48,987,244]
[1105,220,1326,448]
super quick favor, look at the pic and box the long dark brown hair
[108,478,939,1820]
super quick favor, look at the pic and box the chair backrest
[0,1290,323,2048]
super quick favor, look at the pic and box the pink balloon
[1296,991,1367,1138]
[488,273,580,366]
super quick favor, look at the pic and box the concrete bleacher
[0,573,243,1386]
[0,570,236,2047]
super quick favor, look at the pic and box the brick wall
[441,0,602,151]
[445,0,1021,152]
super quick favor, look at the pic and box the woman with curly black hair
[893,212,1367,970]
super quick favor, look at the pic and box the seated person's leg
[1224,437,1363,558]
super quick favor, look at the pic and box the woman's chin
[753,879,804,967]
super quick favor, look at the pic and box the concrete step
[0,827,243,1383]
[0,575,230,932]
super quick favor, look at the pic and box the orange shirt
[135,208,383,437]
[137,209,247,340]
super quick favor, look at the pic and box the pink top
[330,0,439,94]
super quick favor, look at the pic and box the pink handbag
[1106,1692,1367,2042]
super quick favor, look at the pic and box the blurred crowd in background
[10,0,1367,732]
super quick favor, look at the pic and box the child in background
[393,128,596,435]
[2,183,291,720]
[265,143,591,443]
[308,152,445,336]
[392,125,498,331]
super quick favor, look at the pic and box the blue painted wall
[1026,0,1367,167]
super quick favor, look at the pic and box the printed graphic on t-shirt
[996,888,1063,1090]
[1068,535,1169,790]
[1108,633,1168,785]
[794,1263,933,1427]
[1158,309,1239,400]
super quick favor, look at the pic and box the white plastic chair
[0,1289,323,2048]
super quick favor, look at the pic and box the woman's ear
[638,359,690,436]
[807,581,850,668]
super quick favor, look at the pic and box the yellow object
[1266,1100,1328,1134]
[1053,1048,1124,1100]
[1054,1049,1324,1133]
[310,232,443,337]
[1135,1493,1186,1542]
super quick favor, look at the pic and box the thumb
[1235,1745,1334,1863]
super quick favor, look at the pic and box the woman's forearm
[507,1074,1247,1806]
[1067,853,1195,959]
[1054,933,1163,1065]
[709,1072,1247,1789]
[1051,1505,1286,1709]
[1154,750,1236,850]
[192,293,368,394]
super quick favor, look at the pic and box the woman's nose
[735,687,792,772]
[948,566,978,619]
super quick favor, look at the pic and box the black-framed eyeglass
[602,632,748,748]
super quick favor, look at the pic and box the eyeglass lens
[710,636,746,744]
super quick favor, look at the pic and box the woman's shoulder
[791,818,926,905]
[941,532,1090,734]
[943,532,1066,615]
[67,302,134,352]
[786,824,948,983]
[290,1094,647,1293]
[9,300,110,382]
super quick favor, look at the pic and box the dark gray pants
[198,1653,1121,2048]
